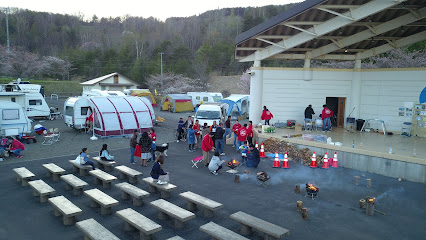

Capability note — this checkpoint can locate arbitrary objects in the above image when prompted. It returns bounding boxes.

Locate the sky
[6,0,302,21]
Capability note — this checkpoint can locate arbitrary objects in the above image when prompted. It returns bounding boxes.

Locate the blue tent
[220,95,250,119]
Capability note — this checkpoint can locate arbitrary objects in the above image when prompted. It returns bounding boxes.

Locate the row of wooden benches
[13,165,290,240]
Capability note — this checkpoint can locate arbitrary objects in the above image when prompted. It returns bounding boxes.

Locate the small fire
[307,183,318,191]
[227,159,240,168]
[368,197,375,203]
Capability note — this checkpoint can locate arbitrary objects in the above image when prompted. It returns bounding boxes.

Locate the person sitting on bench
[79,148,95,170]
[99,144,114,161]
[151,155,169,184]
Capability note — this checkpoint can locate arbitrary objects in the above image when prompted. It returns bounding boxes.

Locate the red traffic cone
[332,152,339,168]
[255,142,259,149]
[260,143,265,158]
[310,151,317,168]
[273,151,280,168]
[282,151,289,168]
[322,152,329,169]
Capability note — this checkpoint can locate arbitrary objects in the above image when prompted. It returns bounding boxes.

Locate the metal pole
[5,7,10,53]
[159,52,164,87]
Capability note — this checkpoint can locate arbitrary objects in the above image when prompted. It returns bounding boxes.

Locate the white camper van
[187,92,223,107]
[64,96,155,137]
[0,92,50,118]
[0,100,32,136]
[194,102,228,127]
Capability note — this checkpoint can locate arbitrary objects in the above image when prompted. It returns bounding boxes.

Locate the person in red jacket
[192,120,201,149]
[6,137,25,158]
[232,120,241,148]
[237,124,248,152]
[201,132,215,166]
[246,121,254,145]
[261,106,273,125]
[321,104,334,131]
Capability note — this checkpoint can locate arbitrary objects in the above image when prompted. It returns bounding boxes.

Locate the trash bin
[356,119,365,131]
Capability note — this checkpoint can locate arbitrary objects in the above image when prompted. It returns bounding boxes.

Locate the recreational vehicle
[194,102,227,126]
[0,92,50,118]
[0,100,32,136]
[4,80,45,96]
[187,92,223,107]
[64,96,155,137]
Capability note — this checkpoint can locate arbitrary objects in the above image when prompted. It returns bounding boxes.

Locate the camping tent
[161,94,193,113]
[220,95,250,120]
[90,96,155,137]
[129,89,157,106]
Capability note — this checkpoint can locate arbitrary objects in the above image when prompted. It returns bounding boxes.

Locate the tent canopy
[162,94,193,112]
[130,89,157,106]
[220,95,250,119]
[91,96,155,137]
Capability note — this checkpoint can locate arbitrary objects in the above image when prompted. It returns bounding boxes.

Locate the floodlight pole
[5,7,10,53]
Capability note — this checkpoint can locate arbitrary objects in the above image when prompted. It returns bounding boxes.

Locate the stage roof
[235,0,426,62]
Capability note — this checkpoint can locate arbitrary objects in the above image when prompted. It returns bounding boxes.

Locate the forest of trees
[0,4,294,87]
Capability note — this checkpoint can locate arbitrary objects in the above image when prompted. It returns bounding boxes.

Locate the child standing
[187,125,196,152]
[239,142,249,165]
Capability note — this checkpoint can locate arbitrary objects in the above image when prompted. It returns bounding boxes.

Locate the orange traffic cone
[332,152,339,168]
[255,142,259,149]
[310,151,317,168]
[282,151,289,168]
[273,151,280,168]
[322,152,329,169]
[260,143,265,158]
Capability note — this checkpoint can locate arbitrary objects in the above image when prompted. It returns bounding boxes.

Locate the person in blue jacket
[187,124,196,152]
[151,154,168,181]
[80,148,95,170]
[246,144,260,168]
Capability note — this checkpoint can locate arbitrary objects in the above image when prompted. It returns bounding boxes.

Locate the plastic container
[302,134,314,141]
[314,134,327,142]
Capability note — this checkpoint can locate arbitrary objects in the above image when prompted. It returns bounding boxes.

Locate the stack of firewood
[262,138,324,165]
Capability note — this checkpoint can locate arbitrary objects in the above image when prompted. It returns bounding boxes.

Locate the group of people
[130,128,157,167]
[304,104,334,131]
[0,137,25,160]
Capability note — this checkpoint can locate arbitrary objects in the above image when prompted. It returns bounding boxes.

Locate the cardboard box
[295,124,302,132]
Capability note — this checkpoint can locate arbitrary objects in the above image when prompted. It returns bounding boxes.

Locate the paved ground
[0,99,425,240]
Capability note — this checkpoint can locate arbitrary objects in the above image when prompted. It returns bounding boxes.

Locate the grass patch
[0,78,82,96]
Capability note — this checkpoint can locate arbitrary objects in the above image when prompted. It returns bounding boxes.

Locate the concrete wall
[255,67,426,132]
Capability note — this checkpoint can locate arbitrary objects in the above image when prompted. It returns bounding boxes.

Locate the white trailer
[187,92,223,107]
[0,100,32,136]
[0,92,50,118]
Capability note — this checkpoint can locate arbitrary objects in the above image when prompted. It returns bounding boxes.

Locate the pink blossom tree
[237,69,251,94]
[146,73,205,95]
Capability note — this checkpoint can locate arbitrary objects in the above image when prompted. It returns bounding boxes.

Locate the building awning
[235,0,426,62]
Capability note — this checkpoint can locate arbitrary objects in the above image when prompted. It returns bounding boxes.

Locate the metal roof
[235,0,426,62]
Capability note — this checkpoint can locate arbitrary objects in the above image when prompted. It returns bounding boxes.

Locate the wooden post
[296,201,303,212]
[301,208,308,220]
[235,175,240,183]
[366,197,375,216]
[366,179,372,188]
[354,176,360,185]
[294,185,300,194]
[359,199,366,209]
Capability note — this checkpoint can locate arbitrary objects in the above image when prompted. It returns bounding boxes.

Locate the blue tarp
[220,99,241,117]
[265,153,284,159]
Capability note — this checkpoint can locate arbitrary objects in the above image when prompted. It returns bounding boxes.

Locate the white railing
[50,94,59,100]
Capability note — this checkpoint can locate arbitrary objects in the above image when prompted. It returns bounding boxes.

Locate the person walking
[232,120,241,148]
[187,125,196,152]
[99,144,114,161]
[208,151,225,175]
[138,132,152,167]
[224,116,232,142]
[261,106,273,125]
[215,123,225,156]
[79,148,95,170]
[237,124,248,151]
[321,104,334,132]
[201,132,215,166]
[247,121,254,145]
[129,130,139,164]
[177,118,185,142]
[193,120,201,149]
[148,128,157,162]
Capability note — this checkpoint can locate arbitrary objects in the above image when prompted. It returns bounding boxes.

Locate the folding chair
[52,128,60,142]
[42,130,55,145]
[191,155,203,168]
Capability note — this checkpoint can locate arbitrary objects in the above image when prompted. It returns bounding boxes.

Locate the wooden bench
[115,182,150,206]
[60,174,89,195]
[230,211,290,240]
[166,236,185,240]
[69,160,92,176]
[89,169,117,189]
[28,179,56,203]
[84,188,119,215]
[76,218,120,240]
[13,167,35,186]
[142,177,177,199]
[179,191,223,218]
[200,221,249,240]
[150,199,195,229]
[48,195,82,225]
[116,208,162,240]
[115,165,143,184]
[92,156,116,172]
[42,163,66,181]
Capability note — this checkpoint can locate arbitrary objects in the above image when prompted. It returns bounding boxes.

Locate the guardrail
[50,94,59,100]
